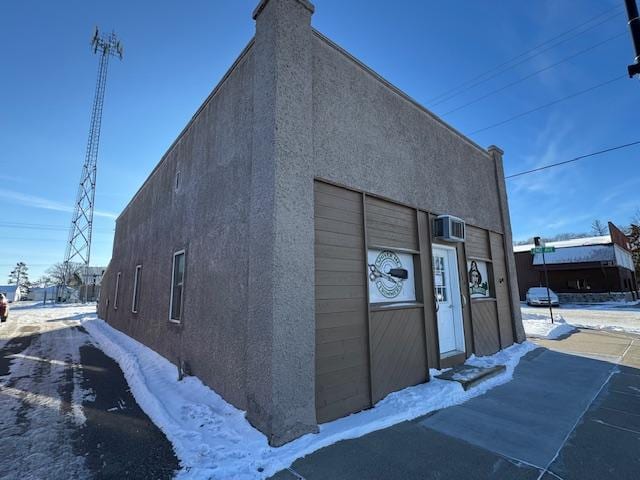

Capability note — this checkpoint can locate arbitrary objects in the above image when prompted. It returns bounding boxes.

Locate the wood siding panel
[490,232,515,348]
[466,226,490,260]
[471,300,500,356]
[370,307,427,403]
[314,181,370,423]
[365,196,418,251]
[419,212,439,368]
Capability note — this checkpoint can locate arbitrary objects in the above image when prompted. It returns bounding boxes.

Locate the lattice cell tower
[63,28,123,299]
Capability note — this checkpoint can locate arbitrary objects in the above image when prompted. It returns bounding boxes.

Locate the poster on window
[468,260,490,298]
[367,249,416,303]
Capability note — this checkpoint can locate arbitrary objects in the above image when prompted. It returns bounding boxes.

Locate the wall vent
[434,215,466,243]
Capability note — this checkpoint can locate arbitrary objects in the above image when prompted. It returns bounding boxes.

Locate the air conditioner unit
[434,215,465,242]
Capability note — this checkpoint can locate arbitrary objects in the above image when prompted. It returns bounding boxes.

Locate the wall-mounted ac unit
[434,215,465,242]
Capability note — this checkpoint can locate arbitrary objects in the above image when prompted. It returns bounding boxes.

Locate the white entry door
[432,246,465,356]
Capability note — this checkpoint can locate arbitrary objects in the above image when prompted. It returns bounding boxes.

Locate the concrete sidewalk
[534,327,640,368]
[272,333,640,480]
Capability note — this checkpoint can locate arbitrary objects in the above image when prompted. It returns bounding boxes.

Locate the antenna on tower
[62,28,123,303]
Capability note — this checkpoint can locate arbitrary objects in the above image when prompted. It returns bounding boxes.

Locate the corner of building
[488,145,526,343]
[245,0,318,446]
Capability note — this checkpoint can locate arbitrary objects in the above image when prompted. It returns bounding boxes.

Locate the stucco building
[98,0,525,446]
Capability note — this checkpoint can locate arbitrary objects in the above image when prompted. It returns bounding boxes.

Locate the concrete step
[434,364,506,390]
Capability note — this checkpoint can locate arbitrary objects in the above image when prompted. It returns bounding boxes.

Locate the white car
[526,287,559,307]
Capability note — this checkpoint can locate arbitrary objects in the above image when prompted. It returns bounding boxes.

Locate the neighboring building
[26,286,57,302]
[68,266,105,302]
[99,0,525,446]
[514,222,638,302]
[0,285,22,302]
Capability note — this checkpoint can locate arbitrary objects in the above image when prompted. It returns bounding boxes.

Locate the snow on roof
[513,235,611,253]
[0,285,21,302]
[532,244,614,265]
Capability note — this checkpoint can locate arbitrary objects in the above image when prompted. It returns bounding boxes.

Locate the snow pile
[81,315,536,479]
[522,311,576,339]
[522,305,640,335]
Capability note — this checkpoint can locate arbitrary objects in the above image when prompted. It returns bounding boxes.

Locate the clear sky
[2,0,639,280]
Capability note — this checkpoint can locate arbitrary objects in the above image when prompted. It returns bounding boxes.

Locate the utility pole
[63,28,123,303]
[625,0,640,77]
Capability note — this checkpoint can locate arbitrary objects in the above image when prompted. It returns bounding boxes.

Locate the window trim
[114,272,121,310]
[132,264,142,313]
[169,250,186,323]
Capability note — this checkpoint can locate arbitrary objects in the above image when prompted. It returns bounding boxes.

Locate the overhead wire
[468,74,626,135]
[440,31,626,117]
[427,6,624,107]
[505,141,640,179]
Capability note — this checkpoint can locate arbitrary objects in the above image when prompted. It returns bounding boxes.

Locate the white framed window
[169,250,185,323]
[132,265,142,313]
[114,272,121,310]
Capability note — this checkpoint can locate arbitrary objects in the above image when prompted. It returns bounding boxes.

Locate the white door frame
[432,244,466,356]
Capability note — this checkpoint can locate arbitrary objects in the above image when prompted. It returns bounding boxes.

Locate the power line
[505,140,640,179]
[469,74,626,135]
[440,32,626,117]
[0,221,113,232]
[427,6,624,107]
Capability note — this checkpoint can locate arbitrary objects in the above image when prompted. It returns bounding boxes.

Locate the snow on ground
[522,311,576,339]
[522,304,640,335]
[81,315,537,480]
[0,303,98,479]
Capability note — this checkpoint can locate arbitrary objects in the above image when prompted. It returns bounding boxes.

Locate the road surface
[0,303,179,480]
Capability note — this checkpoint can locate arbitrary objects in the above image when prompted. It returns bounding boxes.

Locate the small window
[114,272,121,310]
[175,171,180,191]
[132,265,142,313]
[170,251,185,322]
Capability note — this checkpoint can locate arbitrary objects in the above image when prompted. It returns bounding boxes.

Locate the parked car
[526,287,560,307]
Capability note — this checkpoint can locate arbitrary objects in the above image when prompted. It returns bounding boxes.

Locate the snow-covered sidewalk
[522,304,640,336]
[522,311,576,339]
[82,315,535,479]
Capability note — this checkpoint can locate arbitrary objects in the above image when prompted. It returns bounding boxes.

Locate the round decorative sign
[368,250,404,299]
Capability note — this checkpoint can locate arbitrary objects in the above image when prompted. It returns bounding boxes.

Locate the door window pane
[433,254,448,302]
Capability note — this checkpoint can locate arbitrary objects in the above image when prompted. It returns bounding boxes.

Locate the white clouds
[0,189,117,219]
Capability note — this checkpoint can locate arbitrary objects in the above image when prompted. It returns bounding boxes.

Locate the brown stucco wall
[99,44,255,410]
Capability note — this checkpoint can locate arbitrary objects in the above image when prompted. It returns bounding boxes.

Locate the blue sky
[2,0,639,280]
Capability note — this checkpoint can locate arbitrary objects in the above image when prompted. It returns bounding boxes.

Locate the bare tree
[591,219,608,236]
[46,262,81,286]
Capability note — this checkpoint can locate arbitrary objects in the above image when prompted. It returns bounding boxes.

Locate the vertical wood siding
[314,181,370,423]
[370,307,427,403]
[490,232,515,348]
[418,212,439,368]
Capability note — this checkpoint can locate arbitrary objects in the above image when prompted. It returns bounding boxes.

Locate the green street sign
[531,247,556,254]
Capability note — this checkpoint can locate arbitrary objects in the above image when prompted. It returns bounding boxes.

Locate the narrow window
[132,265,142,313]
[114,272,121,310]
[170,251,185,322]
[175,171,180,191]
